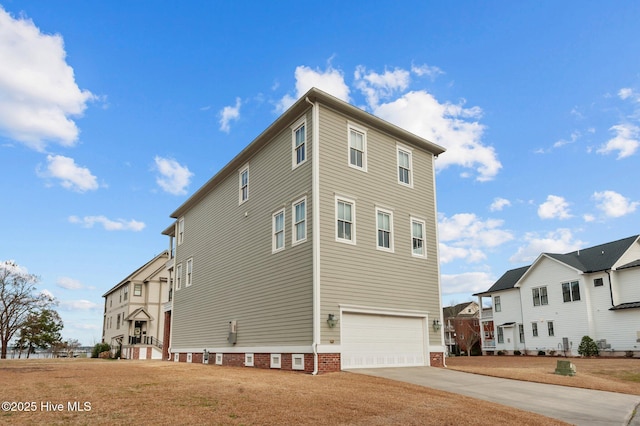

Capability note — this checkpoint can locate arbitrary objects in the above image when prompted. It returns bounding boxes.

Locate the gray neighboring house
[162,87,446,373]
[475,235,640,356]
[102,251,170,359]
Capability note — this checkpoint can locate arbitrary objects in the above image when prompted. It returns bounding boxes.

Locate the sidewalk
[351,367,640,426]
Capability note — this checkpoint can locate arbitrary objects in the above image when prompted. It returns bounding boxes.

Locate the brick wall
[171,352,341,374]
[430,351,444,367]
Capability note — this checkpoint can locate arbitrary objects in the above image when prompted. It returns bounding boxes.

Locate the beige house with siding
[162,88,446,373]
[102,251,170,360]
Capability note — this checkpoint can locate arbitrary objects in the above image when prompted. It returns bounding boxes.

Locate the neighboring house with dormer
[161,87,446,373]
[442,301,480,356]
[475,235,640,356]
[102,251,170,359]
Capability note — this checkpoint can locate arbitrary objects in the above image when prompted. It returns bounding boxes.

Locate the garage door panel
[341,313,427,369]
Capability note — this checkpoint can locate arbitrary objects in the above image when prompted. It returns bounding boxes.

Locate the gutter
[307,97,321,375]
[606,270,614,307]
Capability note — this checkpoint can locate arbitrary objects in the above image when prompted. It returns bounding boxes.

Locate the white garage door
[341,313,427,369]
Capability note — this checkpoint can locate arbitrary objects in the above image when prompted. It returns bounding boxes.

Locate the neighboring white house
[475,235,640,356]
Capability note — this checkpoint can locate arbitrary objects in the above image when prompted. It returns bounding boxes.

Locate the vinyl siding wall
[171,111,314,350]
[316,106,441,345]
[490,289,523,353]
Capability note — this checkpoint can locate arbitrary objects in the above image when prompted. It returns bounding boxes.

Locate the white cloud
[39,154,99,192]
[510,229,585,263]
[219,97,241,133]
[154,156,193,195]
[354,66,410,109]
[441,272,495,295]
[597,124,639,159]
[618,87,640,102]
[68,215,145,231]
[583,214,595,222]
[592,190,639,218]
[438,213,513,263]
[60,300,100,311]
[374,90,501,181]
[538,195,572,220]
[0,7,96,151]
[57,276,90,290]
[411,63,444,80]
[276,65,350,112]
[489,197,511,212]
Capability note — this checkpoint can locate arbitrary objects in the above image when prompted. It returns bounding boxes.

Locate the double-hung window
[547,321,555,337]
[336,197,355,243]
[134,284,142,297]
[239,165,249,204]
[397,145,413,187]
[494,296,501,312]
[532,322,538,337]
[497,327,504,344]
[376,208,393,252]
[186,258,193,287]
[176,263,182,290]
[292,121,306,168]
[411,218,426,257]
[562,281,580,302]
[178,217,184,245]
[532,286,548,306]
[272,209,285,252]
[348,125,367,171]
[519,324,525,343]
[292,197,306,244]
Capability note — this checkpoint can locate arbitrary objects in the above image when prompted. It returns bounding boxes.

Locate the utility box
[555,360,576,376]
[228,320,237,344]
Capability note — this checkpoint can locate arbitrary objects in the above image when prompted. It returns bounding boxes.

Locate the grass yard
[0,358,573,426]
[447,355,640,395]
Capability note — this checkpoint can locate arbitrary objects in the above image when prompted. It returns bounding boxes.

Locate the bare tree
[0,261,56,359]
[455,317,481,357]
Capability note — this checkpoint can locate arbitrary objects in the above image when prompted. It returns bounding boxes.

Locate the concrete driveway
[350,367,640,426]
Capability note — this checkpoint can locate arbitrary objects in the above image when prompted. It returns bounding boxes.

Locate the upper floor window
[336,197,355,244]
[562,281,580,302]
[397,145,413,187]
[532,322,538,337]
[116,314,121,329]
[494,296,501,312]
[239,165,249,204]
[411,218,426,258]
[273,209,285,252]
[593,277,604,287]
[123,285,129,301]
[348,124,367,171]
[134,283,142,297]
[376,208,393,252]
[532,286,548,306]
[186,258,193,287]
[292,197,306,244]
[178,217,184,245]
[292,121,306,168]
[176,263,183,290]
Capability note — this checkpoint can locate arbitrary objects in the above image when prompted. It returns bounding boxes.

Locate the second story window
[532,286,548,306]
[292,121,306,167]
[176,263,182,290]
[273,209,285,252]
[397,145,413,187]
[239,165,249,204]
[292,198,306,244]
[123,285,128,301]
[186,258,193,287]
[376,208,393,252]
[336,197,355,244]
[348,125,367,171]
[134,284,142,297]
[494,296,501,312]
[562,281,580,302]
[178,217,184,245]
[411,218,426,258]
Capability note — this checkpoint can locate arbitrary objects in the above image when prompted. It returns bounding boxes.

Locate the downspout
[306,97,321,375]
[431,153,445,367]
[606,270,614,307]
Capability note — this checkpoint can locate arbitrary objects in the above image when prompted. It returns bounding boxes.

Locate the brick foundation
[430,351,445,367]
[171,352,340,373]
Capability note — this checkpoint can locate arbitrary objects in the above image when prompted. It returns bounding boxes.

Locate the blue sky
[1,1,639,346]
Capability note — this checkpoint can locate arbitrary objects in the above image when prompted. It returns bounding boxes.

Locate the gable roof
[475,235,639,296]
[473,265,530,296]
[102,250,169,297]
[168,87,446,219]
[443,301,478,318]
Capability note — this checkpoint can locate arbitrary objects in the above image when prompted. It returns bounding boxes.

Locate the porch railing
[128,335,163,349]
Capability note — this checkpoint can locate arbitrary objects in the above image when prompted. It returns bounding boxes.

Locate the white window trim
[239,164,249,205]
[410,217,427,258]
[244,353,254,367]
[177,217,185,245]
[215,353,223,365]
[291,118,307,169]
[396,143,414,188]
[292,196,307,246]
[270,353,281,369]
[347,122,367,172]
[176,263,183,290]
[335,195,356,245]
[375,207,394,253]
[272,208,285,253]
[292,354,305,371]
[186,353,192,363]
[186,258,193,287]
